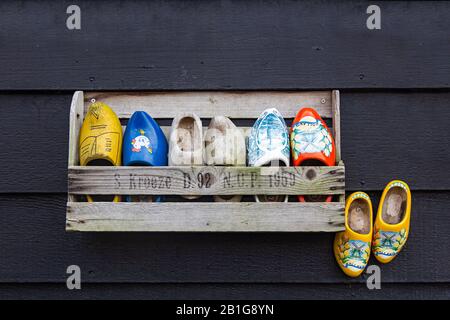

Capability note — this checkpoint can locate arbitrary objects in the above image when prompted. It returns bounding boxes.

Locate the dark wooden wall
[0,0,449,299]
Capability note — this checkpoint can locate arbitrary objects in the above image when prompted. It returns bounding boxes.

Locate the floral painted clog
[290,108,336,202]
[334,192,373,277]
[372,180,411,263]
[169,113,203,199]
[247,108,290,202]
[79,101,122,202]
[123,111,168,202]
[204,116,246,202]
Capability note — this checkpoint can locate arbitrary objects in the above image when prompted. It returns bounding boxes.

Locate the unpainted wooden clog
[248,108,290,202]
[79,101,123,202]
[290,108,336,202]
[123,111,168,202]
[204,116,246,202]
[169,113,203,199]
[334,192,373,277]
[372,180,411,263]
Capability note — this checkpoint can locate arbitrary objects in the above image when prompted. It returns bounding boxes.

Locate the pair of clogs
[79,101,168,202]
[247,107,336,202]
[334,181,411,277]
[169,113,246,201]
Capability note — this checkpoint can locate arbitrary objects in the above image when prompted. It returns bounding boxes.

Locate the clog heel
[247,108,290,202]
[169,113,203,199]
[290,108,336,202]
[372,180,411,263]
[204,116,246,202]
[79,101,123,202]
[123,111,168,202]
[334,192,373,277]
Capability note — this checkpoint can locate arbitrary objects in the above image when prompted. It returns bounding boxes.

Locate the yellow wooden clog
[334,192,373,277]
[372,180,411,263]
[79,101,123,202]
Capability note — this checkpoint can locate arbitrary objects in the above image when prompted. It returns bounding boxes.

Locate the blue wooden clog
[123,111,168,202]
[247,108,290,202]
[247,108,290,168]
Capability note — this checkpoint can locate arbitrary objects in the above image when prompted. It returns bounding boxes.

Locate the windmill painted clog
[123,111,168,202]
[334,192,373,277]
[372,180,411,263]
[169,113,203,199]
[290,108,336,202]
[247,108,290,202]
[204,116,246,202]
[79,101,122,202]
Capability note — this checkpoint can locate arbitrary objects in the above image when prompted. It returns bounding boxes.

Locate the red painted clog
[290,108,336,202]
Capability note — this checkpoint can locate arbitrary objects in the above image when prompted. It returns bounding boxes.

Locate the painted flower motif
[291,116,333,160]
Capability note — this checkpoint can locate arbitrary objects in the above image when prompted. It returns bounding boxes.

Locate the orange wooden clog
[290,108,336,202]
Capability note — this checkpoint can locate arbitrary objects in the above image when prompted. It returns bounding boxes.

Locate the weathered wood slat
[331,90,341,163]
[84,91,332,119]
[68,166,345,195]
[66,202,344,232]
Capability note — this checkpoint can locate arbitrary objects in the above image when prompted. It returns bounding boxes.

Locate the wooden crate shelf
[67,90,345,232]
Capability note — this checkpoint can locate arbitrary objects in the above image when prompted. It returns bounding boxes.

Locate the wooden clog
[79,101,122,202]
[334,192,373,277]
[169,113,203,199]
[372,180,411,263]
[290,108,336,202]
[247,108,290,202]
[123,111,168,202]
[204,116,246,202]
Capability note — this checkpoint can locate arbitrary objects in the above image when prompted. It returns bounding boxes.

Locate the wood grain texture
[0,1,449,90]
[85,91,332,119]
[68,91,84,203]
[68,166,345,195]
[331,90,341,163]
[1,192,448,283]
[1,283,448,300]
[68,92,84,167]
[1,91,450,192]
[66,202,344,232]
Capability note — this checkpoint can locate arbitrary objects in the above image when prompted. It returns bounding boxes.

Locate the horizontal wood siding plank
[0,91,449,192]
[1,283,449,300]
[0,1,449,90]
[0,192,448,283]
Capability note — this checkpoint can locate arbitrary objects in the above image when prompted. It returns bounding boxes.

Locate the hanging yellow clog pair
[334,180,411,277]
[79,100,123,202]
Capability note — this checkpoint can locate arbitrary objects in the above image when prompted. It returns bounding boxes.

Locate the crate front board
[67,90,345,232]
